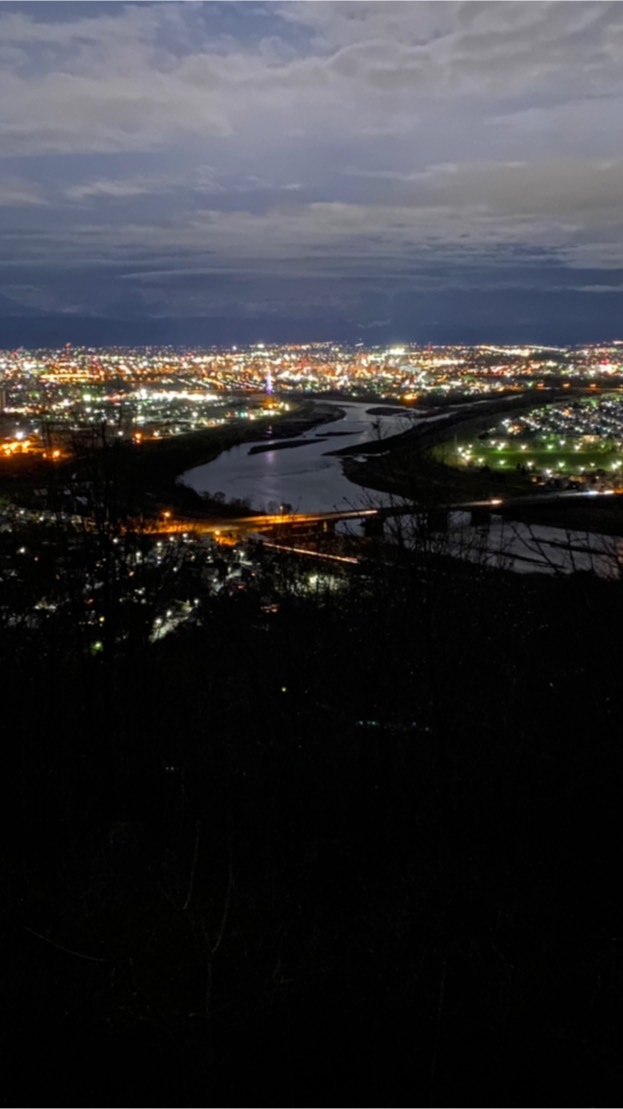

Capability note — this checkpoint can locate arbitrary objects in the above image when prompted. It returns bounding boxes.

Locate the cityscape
[2,338,623,456]
[4,332,623,1109]
[3,334,623,648]
[4,2,623,1106]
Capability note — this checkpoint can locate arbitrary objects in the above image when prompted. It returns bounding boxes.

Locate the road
[147,489,623,539]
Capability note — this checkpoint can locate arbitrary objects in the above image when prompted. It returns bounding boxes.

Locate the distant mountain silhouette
[103,292,157,320]
[0,313,355,349]
[0,299,621,350]
[0,293,50,318]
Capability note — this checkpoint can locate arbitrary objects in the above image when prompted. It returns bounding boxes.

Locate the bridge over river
[151,489,622,537]
[147,490,623,578]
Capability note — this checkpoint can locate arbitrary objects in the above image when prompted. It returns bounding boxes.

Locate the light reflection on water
[180,402,414,513]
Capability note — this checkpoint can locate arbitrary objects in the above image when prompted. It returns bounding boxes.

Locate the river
[180,400,623,579]
[180,402,415,513]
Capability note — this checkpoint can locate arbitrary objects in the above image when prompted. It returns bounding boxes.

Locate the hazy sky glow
[1,0,623,342]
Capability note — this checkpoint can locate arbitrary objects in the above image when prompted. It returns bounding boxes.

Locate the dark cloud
[0,1,622,340]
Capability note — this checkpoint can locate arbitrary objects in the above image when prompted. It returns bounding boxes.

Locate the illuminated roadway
[148,490,623,539]
[146,506,382,537]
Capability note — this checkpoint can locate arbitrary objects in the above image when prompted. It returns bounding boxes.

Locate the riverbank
[181,401,416,515]
[54,399,344,518]
[340,390,623,535]
[336,392,555,505]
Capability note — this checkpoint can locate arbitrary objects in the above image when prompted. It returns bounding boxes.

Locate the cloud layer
[0,1,622,339]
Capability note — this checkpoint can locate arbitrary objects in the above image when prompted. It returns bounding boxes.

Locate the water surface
[181,402,414,513]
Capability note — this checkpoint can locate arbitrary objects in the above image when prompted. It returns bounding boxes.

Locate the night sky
[1,0,623,344]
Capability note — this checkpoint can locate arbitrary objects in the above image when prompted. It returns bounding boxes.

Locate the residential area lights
[448,391,623,491]
[0,340,622,460]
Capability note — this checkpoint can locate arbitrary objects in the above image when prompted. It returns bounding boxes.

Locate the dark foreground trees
[3,532,623,1106]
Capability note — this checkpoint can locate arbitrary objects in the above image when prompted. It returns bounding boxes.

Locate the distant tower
[266,368,273,396]
[0,383,7,413]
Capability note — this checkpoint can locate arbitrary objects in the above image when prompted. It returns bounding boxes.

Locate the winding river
[180,400,623,579]
[180,402,415,513]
